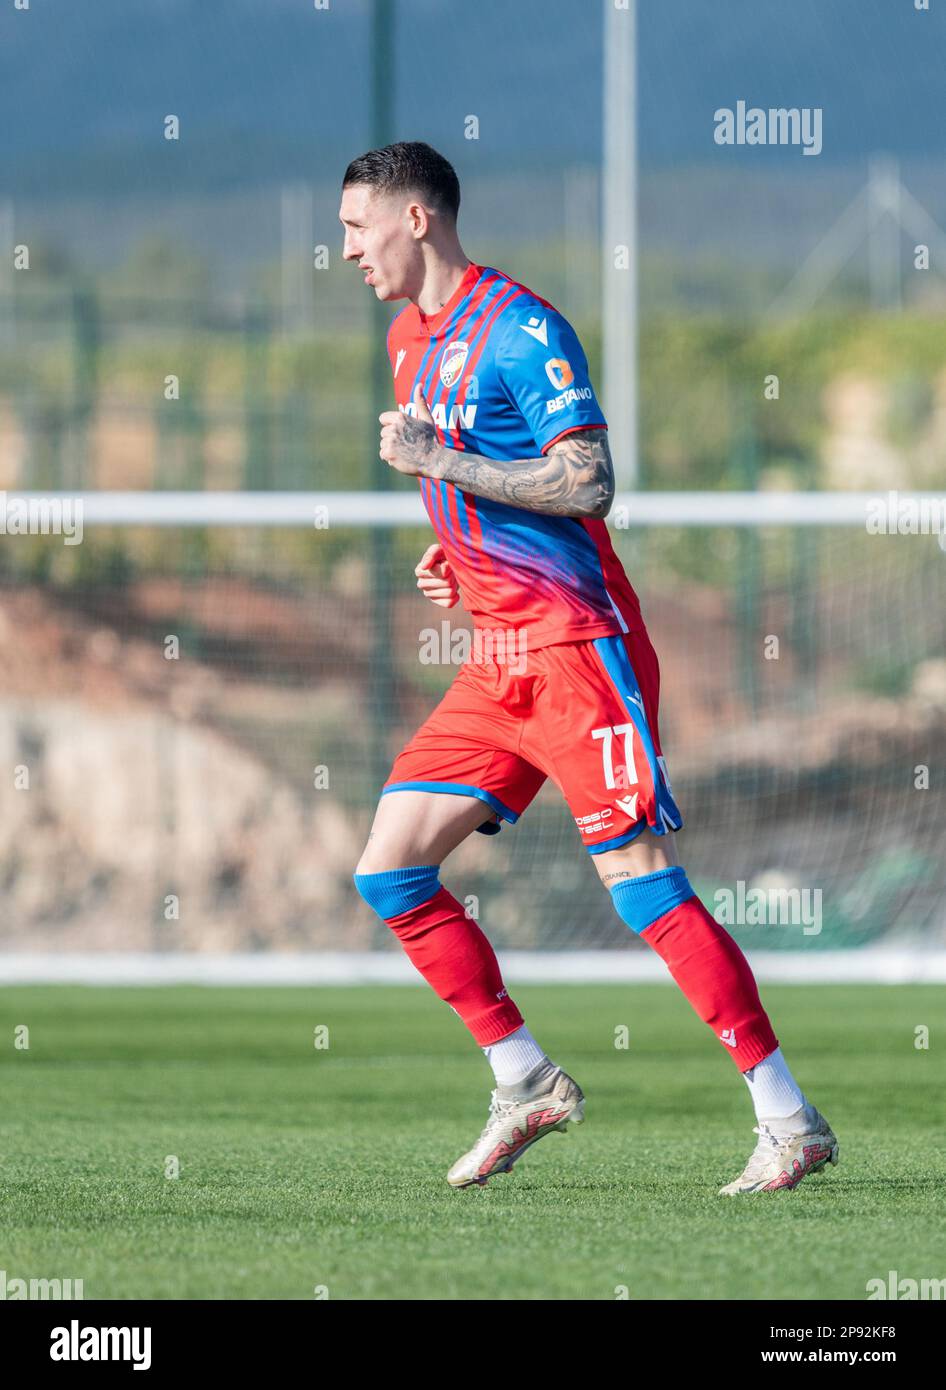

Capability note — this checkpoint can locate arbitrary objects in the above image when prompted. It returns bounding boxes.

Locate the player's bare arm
[379,384,614,520]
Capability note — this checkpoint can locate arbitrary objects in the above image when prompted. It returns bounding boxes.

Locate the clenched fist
[414,542,459,609]
[379,385,441,477]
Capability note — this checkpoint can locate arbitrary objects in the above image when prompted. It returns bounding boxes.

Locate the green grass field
[1,983,943,1300]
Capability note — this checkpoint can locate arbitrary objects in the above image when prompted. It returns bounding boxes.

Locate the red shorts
[382,627,683,854]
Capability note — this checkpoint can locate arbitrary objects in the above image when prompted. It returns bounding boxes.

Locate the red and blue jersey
[387,261,644,648]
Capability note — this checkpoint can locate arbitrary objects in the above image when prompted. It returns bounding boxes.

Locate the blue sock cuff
[352,864,441,919]
[608,865,694,935]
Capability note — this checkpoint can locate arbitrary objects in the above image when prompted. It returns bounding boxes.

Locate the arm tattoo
[403,423,615,519]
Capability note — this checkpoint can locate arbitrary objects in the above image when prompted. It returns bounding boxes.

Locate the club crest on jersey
[440,340,469,388]
[545,357,574,391]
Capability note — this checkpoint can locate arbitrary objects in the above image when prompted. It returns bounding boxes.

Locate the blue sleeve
[496,305,607,453]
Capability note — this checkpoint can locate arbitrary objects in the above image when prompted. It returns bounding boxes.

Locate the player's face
[339,185,417,302]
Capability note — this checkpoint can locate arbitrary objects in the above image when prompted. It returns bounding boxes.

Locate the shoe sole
[450,1097,585,1189]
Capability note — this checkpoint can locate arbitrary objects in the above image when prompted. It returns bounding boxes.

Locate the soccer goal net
[0,490,943,979]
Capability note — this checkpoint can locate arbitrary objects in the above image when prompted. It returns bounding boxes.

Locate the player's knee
[352,863,442,920]
[354,836,409,877]
[606,864,694,935]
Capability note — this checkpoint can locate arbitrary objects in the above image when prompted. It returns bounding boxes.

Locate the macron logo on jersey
[519,315,548,346]
[394,349,406,378]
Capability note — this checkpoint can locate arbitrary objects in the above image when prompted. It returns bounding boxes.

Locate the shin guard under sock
[354,866,523,1046]
[609,866,778,1071]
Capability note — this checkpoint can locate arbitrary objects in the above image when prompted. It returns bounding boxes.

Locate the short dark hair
[342,141,460,222]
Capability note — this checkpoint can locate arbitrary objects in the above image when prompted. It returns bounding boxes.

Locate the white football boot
[447,1067,585,1188]
[719,1102,839,1194]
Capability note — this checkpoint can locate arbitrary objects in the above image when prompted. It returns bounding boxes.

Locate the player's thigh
[520,630,683,858]
[589,825,680,886]
[359,656,546,872]
[355,788,499,874]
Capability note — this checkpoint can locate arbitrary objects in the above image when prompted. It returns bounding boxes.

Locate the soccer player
[342,142,838,1194]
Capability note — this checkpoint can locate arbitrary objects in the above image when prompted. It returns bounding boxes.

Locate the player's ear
[407,200,429,237]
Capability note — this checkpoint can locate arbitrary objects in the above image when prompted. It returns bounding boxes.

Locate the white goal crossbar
[4,490,945,528]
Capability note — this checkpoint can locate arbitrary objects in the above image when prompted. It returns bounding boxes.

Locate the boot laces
[475,1090,521,1147]
[741,1122,783,1177]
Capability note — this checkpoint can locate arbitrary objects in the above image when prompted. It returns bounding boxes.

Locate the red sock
[384,885,524,1046]
[641,897,778,1071]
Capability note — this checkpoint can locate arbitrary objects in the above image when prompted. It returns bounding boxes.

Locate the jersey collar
[417,261,482,337]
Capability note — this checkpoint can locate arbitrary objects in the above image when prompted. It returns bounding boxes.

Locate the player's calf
[603,860,779,1071]
[353,862,524,1044]
[597,840,838,1191]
